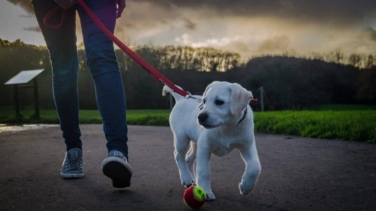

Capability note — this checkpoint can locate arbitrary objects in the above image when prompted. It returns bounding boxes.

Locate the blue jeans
[32,0,128,158]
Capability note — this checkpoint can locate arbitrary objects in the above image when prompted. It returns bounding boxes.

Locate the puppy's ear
[229,83,253,115]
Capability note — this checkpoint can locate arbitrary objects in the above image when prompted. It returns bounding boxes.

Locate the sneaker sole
[60,172,85,179]
[102,157,132,188]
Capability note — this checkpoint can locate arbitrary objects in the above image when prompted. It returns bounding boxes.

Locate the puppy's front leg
[174,135,195,187]
[239,144,261,195]
[186,142,197,179]
[196,142,215,200]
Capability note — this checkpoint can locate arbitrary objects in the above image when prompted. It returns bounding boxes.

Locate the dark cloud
[9,0,376,26]
[19,14,33,18]
[137,0,376,26]
[183,18,196,31]
[7,0,34,14]
[6,0,376,56]
[23,26,41,32]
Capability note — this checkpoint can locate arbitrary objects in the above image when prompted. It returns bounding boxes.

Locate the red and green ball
[183,186,206,210]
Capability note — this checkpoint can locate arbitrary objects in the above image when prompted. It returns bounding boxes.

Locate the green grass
[1,108,375,143]
[318,104,376,110]
[126,110,170,126]
[0,109,170,125]
[254,110,376,143]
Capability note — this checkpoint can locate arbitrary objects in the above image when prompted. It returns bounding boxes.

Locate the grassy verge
[0,109,170,125]
[1,108,375,143]
[255,110,376,143]
[318,104,376,110]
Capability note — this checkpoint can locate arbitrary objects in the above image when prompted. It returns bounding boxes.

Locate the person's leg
[32,0,84,179]
[77,0,128,158]
[32,0,82,151]
[77,0,131,188]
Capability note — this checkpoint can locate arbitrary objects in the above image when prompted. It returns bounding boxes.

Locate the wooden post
[169,94,173,110]
[14,85,21,117]
[33,78,40,119]
[260,87,264,112]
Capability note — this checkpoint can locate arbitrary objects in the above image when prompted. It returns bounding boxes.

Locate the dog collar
[237,107,248,125]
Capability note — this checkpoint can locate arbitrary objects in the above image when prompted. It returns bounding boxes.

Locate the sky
[1,0,376,59]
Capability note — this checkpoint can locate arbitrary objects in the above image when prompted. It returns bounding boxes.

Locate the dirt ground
[0,125,375,211]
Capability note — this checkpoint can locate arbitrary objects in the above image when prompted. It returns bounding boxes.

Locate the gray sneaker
[60,148,84,179]
[101,150,133,188]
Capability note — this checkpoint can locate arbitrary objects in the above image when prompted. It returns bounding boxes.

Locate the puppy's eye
[215,100,224,105]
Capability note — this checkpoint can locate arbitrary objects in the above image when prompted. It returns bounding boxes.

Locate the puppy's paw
[239,181,254,195]
[205,191,216,201]
[180,174,195,188]
[183,182,195,188]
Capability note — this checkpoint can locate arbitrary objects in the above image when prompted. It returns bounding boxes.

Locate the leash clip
[186,92,202,103]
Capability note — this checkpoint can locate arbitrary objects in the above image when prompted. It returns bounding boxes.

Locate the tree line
[0,39,375,111]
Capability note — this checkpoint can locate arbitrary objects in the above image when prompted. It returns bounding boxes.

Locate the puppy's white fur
[162,81,261,200]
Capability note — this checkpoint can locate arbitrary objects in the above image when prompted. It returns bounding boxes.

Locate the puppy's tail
[162,85,185,101]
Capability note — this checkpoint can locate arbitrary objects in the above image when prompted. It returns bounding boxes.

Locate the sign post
[4,69,44,119]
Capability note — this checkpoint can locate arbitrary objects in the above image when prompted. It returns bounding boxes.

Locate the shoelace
[63,152,83,170]
[63,157,70,170]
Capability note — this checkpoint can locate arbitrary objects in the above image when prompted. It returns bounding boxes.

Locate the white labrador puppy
[162,81,261,200]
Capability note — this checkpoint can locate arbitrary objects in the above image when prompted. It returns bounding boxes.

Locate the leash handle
[43,6,67,29]
[76,0,189,97]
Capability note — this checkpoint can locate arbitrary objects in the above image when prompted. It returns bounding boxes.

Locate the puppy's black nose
[198,113,208,122]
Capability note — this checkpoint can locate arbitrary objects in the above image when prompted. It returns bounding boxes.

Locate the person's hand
[55,0,76,9]
[117,0,126,18]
